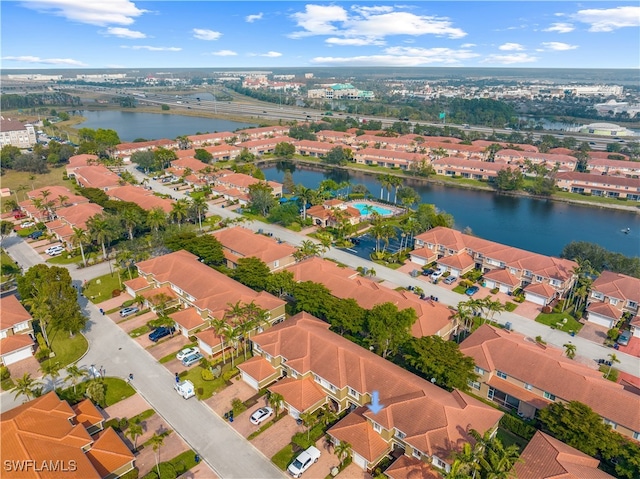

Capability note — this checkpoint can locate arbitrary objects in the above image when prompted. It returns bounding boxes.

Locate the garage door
[485,280,496,290]
[499,284,511,294]
[352,452,367,469]
[3,348,33,365]
[525,293,546,306]
[587,312,614,329]
[241,371,259,390]
[409,255,427,266]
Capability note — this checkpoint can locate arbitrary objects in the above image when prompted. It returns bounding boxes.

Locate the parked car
[28,230,43,240]
[617,330,631,347]
[13,212,26,220]
[45,245,64,256]
[176,347,199,361]
[21,221,36,228]
[431,269,445,281]
[287,446,321,478]
[119,306,139,318]
[443,276,456,285]
[421,268,435,276]
[149,326,175,342]
[249,407,273,425]
[465,286,480,296]
[181,352,203,367]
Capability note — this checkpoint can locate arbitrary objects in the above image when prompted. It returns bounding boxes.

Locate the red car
[13,212,26,220]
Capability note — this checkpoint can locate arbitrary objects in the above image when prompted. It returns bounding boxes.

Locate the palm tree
[316,233,332,256]
[146,207,167,233]
[482,297,505,325]
[125,418,143,452]
[299,411,315,441]
[40,361,62,391]
[452,303,474,341]
[223,327,240,367]
[477,438,521,479]
[269,392,284,419]
[563,343,577,360]
[297,240,320,260]
[71,227,89,267]
[11,373,40,401]
[57,194,69,209]
[295,185,315,221]
[389,176,403,204]
[148,433,165,478]
[65,365,88,393]
[170,199,189,229]
[121,207,141,240]
[606,353,620,378]
[377,174,391,201]
[24,294,52,347]
[86,214,112,261]
[334,440,352,466]
[191,196,208,231]
[451,442,481,479]
[210,318,229,364]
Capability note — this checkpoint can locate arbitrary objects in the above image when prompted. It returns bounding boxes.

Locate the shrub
[196,387,203,397]
[607,328,620,341]
[199,357,211,370]
[121,299,135,308]
[0,366,10,381]
[111,289,122,298]
[490,287,499,294]
[201,369,214,381]
[104,418,120,431]
[119,469,139,479]
[35,347,51,361]
[222,368,239,382]
[499,413,536,440]
[119,417,129,431]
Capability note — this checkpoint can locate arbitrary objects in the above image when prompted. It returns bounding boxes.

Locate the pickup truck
[287,446,320,478]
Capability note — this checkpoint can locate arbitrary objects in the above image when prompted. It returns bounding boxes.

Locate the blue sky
[1,1,638,69]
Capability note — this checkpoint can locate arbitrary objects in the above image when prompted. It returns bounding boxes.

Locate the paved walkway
[250,415,299,460]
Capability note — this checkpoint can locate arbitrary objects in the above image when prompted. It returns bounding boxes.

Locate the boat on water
[621,228,630,234]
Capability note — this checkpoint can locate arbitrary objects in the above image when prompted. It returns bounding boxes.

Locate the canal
[261,162,640,258]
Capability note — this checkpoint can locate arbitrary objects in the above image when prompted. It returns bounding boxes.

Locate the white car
[287,446,320,478]
[176,347,200,361]
[21,221,36,228]
[45,245,64,256]
[249,407,273,425]
[431,269,445,281]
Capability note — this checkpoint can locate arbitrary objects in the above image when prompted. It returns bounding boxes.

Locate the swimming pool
[351,202,394,216]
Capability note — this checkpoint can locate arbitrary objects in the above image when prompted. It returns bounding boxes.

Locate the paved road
[1,234,284,479]
[126,165,640,377]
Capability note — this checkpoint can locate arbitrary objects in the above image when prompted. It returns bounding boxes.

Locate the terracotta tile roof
[591,271,640,304]
[170,157,209,172]
[437,252,475,270]
[328,407,389,463]
[587,302,623,320]
[483,268,521,287]
[68,154,99,167]
[557,171,640,188]
[187,131,234,143]
[286,258,453,338]
[523,282,556,299]
[237,356,277,381]
[409,247,437,261]
[253,313,502,458]
[195,328,222,349]
[139,285,178,302]
[107,185,174,213]
[385,455,441,479]
[460,325,640,432]
[56,203,104,229]
[72,399,103,429]
[415,227,577,282]
[85,427,134,478]
[170,308,205,331]
[123,276,151,292]
[0,295,32,330]
[71,165,121,189]
[0,392,126,479]
[115,138,174,153]
[268,376,326,412]
[212,227,295,265]
[45,219,65,230]
[0,334,35,355]
[487,376,550,409]
[136,250,285,318]
[512,431,614,479]
[27,186,88,207]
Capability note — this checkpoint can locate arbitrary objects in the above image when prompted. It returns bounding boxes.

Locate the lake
[261,162,640,258]
[75,110,257,142]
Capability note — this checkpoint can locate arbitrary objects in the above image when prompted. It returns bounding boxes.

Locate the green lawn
[1,250,21,282]
[141,449,199,479]
[272,444,296,471]
[535,312,582,333]
[83,271,133,303]
[496,427,528,451]
[47,252,88,265]
[59,377,135,406]
[1,166,72,194]
[181,366,230,400]
[41,327,88,369]
[452,285,467,294]
[504,302,518,312]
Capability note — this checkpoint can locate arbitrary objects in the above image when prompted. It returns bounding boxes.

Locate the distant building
[0,118,37,148]
[307,83,375,100]
[0,296,35,366]
[578,122,636,137]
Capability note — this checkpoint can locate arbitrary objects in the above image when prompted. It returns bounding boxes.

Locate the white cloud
[21,0,146,26]
[289,4,466,41]
[460,43,476,48]
[573,6,640,32]
[2,55,87,66]
[103,27,146,38]
[260,51,282,58]
[544,22,575,33]
[541,42,578,51]
[312,46,479,66]
[481,53,538,64]
[211,50,237,56]
[122,45,182,51]
[326,37,384,46]
[499,42,525,51]
[245,12,263,23]
[193,29,222,41]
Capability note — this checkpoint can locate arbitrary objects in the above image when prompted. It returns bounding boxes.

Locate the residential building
[45,203,104,245]
[556,172,640,201]
[354,148,428,170]
[511,431,614,479]
[169,157,210,174]
[423,141,486,160]
[187,131,234,147]
[1,392,135,479]
[412,227,577,306]
[106,185,174,213]
[459,324,640,440]
[113,139,175,161]
[0,295,35,366]
[286,257,457,339]
[315,130,355,144]
[68,165,122,191]
[586,271,640,332]
[294,139,336,157]
[237,136,295,156]
[68,154,99,168]
[239,313,502,474]
[236,125,290,140]
[495,150,577,171]
[211,172,282,197]
[304,199,361,228]
[588,158,640,177]
[19,186,90,222]
[0,118,37,148]
[212,226,296,271]
[130,250,285,355]
[432,157,506,181]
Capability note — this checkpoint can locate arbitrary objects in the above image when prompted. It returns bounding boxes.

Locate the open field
[1,167,72,199]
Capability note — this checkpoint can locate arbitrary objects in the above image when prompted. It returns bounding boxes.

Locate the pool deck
[347,200,403,217]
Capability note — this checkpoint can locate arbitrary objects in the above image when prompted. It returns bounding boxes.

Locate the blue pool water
[351,202,393,216]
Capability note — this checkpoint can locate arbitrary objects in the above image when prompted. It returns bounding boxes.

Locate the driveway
[250,415,298,459]
[205,380,256,417]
